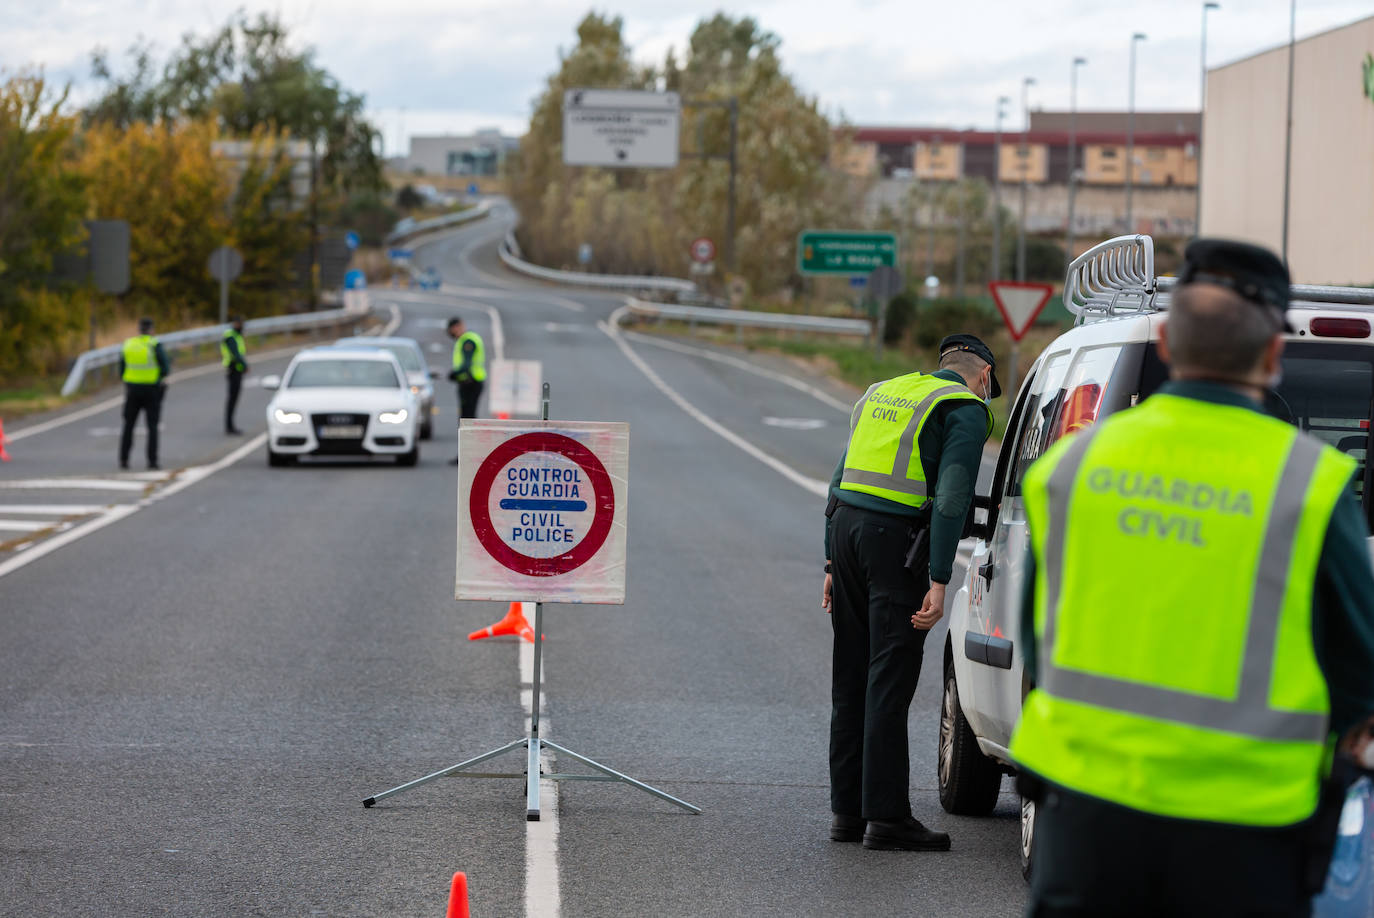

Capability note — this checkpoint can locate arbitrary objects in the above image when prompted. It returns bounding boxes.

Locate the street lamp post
[1066,56,1087,273]
[1017,76,1035,282]
[991,95,1009,282]
[1196,3,1220,235]
[1126,32,1147,233]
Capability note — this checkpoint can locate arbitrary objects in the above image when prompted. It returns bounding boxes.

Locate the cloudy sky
[6,1,1371,154]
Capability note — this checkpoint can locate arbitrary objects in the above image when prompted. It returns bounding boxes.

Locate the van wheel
[1020,794,1037,883]
[267,449,294,467]
[937,669,1002,816]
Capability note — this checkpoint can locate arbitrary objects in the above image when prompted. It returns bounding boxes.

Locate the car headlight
[379,409,409,424]
[274,408,303,424]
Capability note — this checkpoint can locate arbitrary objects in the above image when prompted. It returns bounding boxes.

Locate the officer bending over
[1011,239,1374,917]
[823,333,998,851]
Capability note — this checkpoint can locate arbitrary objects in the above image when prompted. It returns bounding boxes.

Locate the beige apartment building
[1201,14,1374,284]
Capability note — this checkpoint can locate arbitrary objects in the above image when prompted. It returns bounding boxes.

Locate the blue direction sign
[388,247,413,263]
[798,230,898,275]
[344,269,366,289]
[344,231,360,250]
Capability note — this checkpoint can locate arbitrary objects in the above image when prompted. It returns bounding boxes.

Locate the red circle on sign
[469,432,615,577]
[690,237,716,264]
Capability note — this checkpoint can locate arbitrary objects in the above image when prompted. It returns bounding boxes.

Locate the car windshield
[336,340,424,372]
[287,359,400,389]
[379,344,423,372]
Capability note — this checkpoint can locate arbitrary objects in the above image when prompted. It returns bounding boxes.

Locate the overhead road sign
[487,359,543,418]
[798,230,898,275]
[563,89,681,168]
[456,419,629,604]
[989,281,1054,341]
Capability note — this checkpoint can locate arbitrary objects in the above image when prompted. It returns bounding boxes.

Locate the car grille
[313,413,369,427]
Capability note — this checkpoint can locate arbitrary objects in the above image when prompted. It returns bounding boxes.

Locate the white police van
[938,234,1374,880]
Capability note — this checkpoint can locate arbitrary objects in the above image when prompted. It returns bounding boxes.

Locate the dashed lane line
[0,478,148,492]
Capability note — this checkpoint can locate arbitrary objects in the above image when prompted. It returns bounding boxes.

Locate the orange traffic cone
[468,601,534,643]
[0,419,10,462]
[446,872,470,918]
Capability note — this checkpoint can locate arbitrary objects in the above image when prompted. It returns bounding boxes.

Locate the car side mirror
[261,374,281,391]
[429,369,441,380]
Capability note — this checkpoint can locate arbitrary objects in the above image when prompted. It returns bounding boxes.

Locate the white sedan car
[262,347,421,466]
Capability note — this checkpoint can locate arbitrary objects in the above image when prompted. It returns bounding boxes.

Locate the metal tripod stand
[363,384,699,820]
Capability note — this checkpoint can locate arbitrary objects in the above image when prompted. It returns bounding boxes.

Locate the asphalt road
[0,203,1026,917]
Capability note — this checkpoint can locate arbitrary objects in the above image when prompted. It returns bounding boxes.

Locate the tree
[87,11,382,195]
[0,76,88,377]
[507,13,857,295]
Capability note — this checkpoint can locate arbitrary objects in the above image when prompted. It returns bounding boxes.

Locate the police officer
[823,334,998,850]
[221,316,248,435]
[118,317,170,470]
[446,316,485,462]
[1011,239,1374,916]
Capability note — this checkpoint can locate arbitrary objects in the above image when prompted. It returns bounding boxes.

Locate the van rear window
[1139,342,1374,518]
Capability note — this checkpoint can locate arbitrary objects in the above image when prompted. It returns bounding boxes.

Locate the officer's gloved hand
[448,369,460,382]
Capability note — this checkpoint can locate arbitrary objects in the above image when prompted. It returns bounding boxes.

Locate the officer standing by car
[822,333,998,851]
[118,317,170,470]
[446,316,486,463]
[221,315,248,435]
[1010,239,1374,917]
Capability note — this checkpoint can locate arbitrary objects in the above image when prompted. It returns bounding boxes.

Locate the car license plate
[320,425,364,438]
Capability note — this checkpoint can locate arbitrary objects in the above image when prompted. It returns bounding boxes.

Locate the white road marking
[0,504,108,515]
[518,602,562,918]
[622,327,854,413]
[0,434,267,581]
[0,520,48,531]
[762,417,827,430]
[0,478,149,492]
[603,307,828,498]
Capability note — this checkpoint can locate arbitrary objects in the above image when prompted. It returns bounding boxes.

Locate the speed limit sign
[689,237,716,264]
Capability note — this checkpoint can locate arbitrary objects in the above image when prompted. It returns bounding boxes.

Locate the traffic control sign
[456,420,629,604]
[690,237,716,265]
[989,281,1054,341]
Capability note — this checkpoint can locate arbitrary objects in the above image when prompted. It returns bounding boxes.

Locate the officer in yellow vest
[446,316,486,463]
[1011,239,1374,916]
[823,333,998,850]
[118,317,170,470]
[221,316,248,435]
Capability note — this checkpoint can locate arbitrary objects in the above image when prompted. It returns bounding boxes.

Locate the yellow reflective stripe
[1039,428,1329,743]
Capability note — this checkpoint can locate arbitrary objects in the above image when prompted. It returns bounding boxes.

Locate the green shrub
[882,292,918,344]
[912,299,1001,349]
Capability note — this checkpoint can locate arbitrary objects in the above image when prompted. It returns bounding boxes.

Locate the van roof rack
[1063,234,1374,324]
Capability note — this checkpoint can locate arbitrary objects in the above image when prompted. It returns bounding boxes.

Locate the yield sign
[988,281,1054,342]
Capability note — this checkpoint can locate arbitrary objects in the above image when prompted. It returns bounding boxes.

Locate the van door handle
[978,561,995,585]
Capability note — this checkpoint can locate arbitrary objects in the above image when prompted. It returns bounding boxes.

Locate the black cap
[137,317,154,333]
[1180,238,1292,331]
[939,333,1001,399]
[448,316,464,328]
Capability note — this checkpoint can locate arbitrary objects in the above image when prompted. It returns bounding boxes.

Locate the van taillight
[1310,318,1371,338]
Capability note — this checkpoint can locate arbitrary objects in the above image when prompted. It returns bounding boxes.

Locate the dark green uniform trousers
[828,502,932,822]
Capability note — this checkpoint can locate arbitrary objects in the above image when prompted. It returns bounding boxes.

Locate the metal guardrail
[624,297,872,337]
[498,232,699,295]
[385,201,492,245]
[60,308,369,397]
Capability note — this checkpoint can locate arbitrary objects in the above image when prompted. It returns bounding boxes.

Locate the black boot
[862,817,951,851]
[830,814,865,843]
